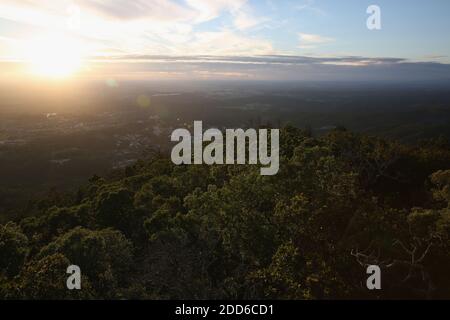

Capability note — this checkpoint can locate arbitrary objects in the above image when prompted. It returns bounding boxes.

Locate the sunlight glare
[25,34,83,78]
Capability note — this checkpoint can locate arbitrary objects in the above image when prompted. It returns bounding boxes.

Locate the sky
[1,0,450,81]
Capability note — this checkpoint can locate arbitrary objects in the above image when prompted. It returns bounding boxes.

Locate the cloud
[0,0,65,30]
[194,70,253,79]
[298,33,334,49]
[77,0,196,22]
[296,0,312,11]
[90,54,407,66]
[96,30,274,56]
[3,52,450,81]
[184,0,268,30]
[71,54,450,82]
[0,0,196,24]
[299,33,332,44]
[232,9,268,30]
[1,0,448,78]
[295,0,326,16]
[187,31,274,55]
[0,0,273,58]
[185,0,247,23]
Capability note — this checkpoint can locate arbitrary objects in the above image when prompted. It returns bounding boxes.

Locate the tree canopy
[1,127,449,299]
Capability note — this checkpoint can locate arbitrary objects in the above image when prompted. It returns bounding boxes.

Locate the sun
[24,34,83,79]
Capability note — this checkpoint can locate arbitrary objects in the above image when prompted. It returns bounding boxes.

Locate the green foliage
[37,227,133,297]
[0,222,29,277]
[1,128,450,299]
[430,170,450,205]
[16,253,94,300]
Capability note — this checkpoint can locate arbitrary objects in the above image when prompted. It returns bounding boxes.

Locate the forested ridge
[1,127,449,299]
